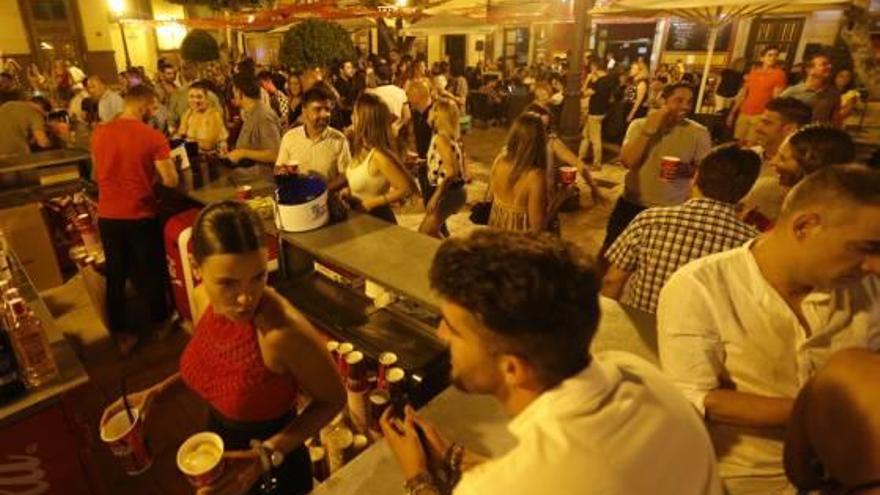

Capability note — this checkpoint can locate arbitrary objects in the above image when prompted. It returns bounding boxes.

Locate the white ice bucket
[273,176,329,232]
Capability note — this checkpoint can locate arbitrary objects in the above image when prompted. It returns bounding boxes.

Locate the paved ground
[397,125,625,256]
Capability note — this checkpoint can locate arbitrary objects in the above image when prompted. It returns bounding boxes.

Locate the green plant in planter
[181,29,221,63]
[280,19,355,72]
[841,2,880,100]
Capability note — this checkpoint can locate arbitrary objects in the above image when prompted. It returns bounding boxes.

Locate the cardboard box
[0,203,63,291]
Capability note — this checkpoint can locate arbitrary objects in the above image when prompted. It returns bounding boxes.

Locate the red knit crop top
[180,306,299,422]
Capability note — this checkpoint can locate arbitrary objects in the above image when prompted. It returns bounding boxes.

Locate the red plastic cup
[326,340,340,366]
[336,342,354,377]
[659,156,682,182]
[100,408,152,476]
[559,166,578,185]
[345,351,367,391]
[309,446,329,482]
[235,185,253,201]
[177,432,226,488]
[377,352,398,390]
[368,389,390,431]
[385,367,407,417]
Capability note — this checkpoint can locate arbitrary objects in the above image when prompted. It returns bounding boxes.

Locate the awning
[400,14,496,36]
[268,16,375,34]
[590,0,853,111]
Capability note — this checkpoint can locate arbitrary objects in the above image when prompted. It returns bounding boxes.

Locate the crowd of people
[0,43,878,495]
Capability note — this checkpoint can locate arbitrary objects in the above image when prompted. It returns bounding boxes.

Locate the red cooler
[165,209,201,322]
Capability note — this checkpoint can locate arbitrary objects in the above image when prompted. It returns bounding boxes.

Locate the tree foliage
[280,19,356,71]
[181,29,221,63]
[841,4,880,99]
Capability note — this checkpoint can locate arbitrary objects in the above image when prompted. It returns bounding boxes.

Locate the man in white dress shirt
[658,164,880,495]
[276,85,351,191]
[381,230,723,495]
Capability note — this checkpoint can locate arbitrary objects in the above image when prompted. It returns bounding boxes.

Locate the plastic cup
[659,156,682,182]
[177,432,226,488]
[100,408,152,476]
[336,342,354,376]
[235,185,253,201]
[386,367,407,418]
[368,389,390,431]
[559,166,578,185]
[377,352,398,390]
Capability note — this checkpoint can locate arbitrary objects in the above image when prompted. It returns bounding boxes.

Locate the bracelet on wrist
[404,472,435,495]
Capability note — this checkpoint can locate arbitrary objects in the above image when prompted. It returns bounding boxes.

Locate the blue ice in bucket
[275,174,327,205]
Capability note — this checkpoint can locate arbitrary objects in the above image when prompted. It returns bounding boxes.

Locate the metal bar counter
[172,161,442,312]
[0,149,91,174]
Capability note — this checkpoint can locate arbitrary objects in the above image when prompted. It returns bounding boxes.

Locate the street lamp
[108,0,132,69]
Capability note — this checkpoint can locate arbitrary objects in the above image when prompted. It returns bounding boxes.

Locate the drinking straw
[121,377,135,425]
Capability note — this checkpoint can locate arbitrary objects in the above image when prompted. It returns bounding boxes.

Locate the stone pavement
[396,126,625,256]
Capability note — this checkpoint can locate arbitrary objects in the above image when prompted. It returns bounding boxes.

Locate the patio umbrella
[590,0,853,112]
[401,13,496,35]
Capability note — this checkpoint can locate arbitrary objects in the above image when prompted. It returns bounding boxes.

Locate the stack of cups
[385,367,407,418]
[377,352,398,390]
[325,426,354,474]
[345,351,369,433]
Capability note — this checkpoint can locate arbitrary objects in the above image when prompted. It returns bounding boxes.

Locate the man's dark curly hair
[430,230,601,388]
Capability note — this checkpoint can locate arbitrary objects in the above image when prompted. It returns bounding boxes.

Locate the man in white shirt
[658,164,880,495]
[369,63,407,119]
[368,63,410,138]
[381,230,723,495]
[601,82,712,257]
[276,85,351,190]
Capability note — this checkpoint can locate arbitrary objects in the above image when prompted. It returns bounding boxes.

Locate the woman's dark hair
[788,124,856,176]
[430,230,600,388]
[192,201,266,264]
[232,72,261,99]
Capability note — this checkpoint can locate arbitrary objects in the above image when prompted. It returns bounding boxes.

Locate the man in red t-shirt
[92,85,178,355]
[728,46,788,145]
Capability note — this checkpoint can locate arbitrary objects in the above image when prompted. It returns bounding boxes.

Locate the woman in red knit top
[102,201,345,495]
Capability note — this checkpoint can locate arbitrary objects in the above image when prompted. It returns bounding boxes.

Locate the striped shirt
[606,197,758,313]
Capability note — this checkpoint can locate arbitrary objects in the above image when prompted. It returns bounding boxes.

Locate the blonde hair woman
[488,113,549,233]
[176,82,228,152]
[344,93,416,223]
[625,61,651,123]
[419,98,468,237]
